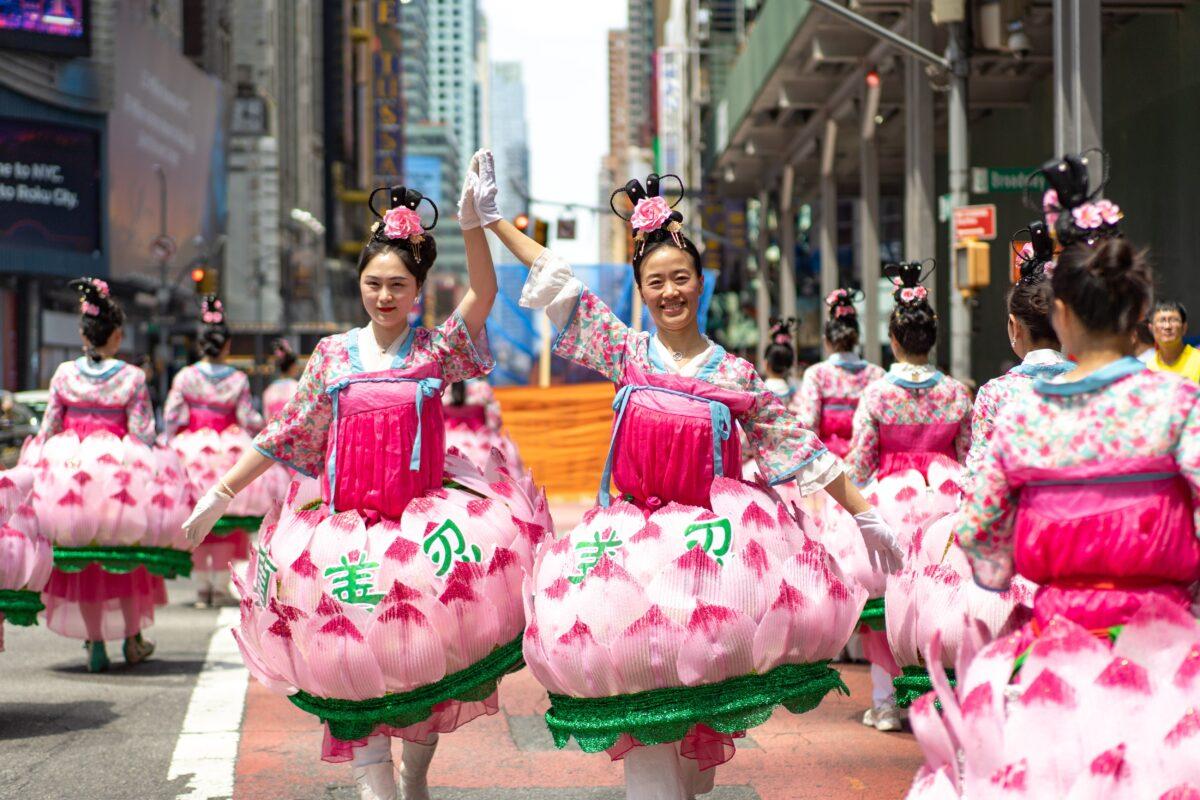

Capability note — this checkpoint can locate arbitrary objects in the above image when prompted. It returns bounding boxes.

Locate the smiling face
[359,249,420,331]
[1152,308,1185,348]
[637,246,703,334]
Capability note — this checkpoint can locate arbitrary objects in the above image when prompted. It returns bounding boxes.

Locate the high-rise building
[627,0,656,150]
[600,29,631,263]
[488,62,529,221]
[428,0,478,175]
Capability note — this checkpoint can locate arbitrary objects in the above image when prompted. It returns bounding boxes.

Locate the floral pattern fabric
[845,371,973,485]
[40,358,155,446]
[957,362,1200,589]
[164,363,263,436]
[964,357,1070,480]
[554,288,834,491]
[253,314,493,479]
[792,356,885,431]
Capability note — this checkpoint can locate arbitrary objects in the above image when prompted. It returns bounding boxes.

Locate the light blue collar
[75,357,125,381]
[1010,360,1075,379]
[645,336,726,381]
[346,326,419,373]
[1035,356,1145,396]
[197,361,236,381]
[830,352,869,373]
[886,362,943,390]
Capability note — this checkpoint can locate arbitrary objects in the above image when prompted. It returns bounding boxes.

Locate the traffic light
[532,218,549,246]
[514,213,530,232]
[191,265,218,294]
[191,266,206,292]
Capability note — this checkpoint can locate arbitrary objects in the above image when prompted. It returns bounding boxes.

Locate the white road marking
[168,607,249,800]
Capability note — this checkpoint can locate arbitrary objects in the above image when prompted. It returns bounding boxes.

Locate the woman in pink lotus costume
[165,295,289,607]
[22,278,193,671]
[262,337,302,421]
[0,465,51,650]
[887,229,1072,710]
[792,289,884,457]
[837,262,972,733]
[907,154,1200,798]
[443,377,522,470]
[482,158,903,800]
[182,166,550,800]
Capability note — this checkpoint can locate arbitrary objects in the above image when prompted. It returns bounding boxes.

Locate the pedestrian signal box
[954,238,990,298]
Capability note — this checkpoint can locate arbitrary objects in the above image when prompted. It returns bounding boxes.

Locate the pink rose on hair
[383,206,425,240]
[825,289,848,306]
[899,286,927,304]
[1094,199,1122,226]
[834,305,856,318]
[1072,203,1103,230]
[1019,242,1034,261]
[1044,259,1057,278]
[92,279,110,297]
[81,301,100,317]
[629,196,672,233]
[1043,189,1060,228]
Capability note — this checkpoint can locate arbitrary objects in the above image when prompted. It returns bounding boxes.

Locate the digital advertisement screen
[0,0,89,56]
[0,116,101,255]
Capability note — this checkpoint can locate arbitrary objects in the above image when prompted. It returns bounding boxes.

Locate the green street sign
[971,167,1047,195]
[938,193,953,223]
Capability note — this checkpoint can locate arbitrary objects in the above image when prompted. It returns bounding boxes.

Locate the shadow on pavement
[0,700,118,740]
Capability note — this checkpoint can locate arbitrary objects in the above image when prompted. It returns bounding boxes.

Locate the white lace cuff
[519,250,585,329]
[791,450,845,496]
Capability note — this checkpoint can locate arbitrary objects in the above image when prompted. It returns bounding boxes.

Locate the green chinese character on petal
[254,544,278,607]
[422,519,483,577]
[569,528,624,584]
[324,552,385,610]
[683,518,732,565]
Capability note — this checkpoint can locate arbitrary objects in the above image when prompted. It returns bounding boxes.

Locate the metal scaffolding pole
[819,120,840,335]
[859,92,881,364]
[755,189,772,368]
[947,23,972,379]
[779,164,798,325]
[1053,0,1103,154]
[904,0,937,308]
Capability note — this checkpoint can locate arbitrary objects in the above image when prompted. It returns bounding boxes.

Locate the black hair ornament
[1032,151,1123,248]
[610,173,686,257]
[1011,220,1056,285]
[367,185,439,263]
[884,260,935,306]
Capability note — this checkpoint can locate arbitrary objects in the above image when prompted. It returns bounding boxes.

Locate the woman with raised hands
[475,149,902,800]
[181,157,550,800]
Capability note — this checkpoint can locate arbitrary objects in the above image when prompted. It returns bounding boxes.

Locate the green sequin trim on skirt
[210,515,263,536]
[0,589,44,626]
[858,597,886,631]
[893,665,956,709]
[52,546,194,579]
[288,636,525,741]
[544,660,849,753]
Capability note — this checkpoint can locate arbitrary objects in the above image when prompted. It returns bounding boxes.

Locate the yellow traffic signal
[532,218,549,246]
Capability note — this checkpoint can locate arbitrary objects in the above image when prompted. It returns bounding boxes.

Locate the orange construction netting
[494,382,615,501]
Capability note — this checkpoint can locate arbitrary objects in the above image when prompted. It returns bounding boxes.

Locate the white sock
[400,733,438,800]
[351,734,395,800]
[352,733,393,767]
[871,663,896,708]
[678,749,715,798]
[624,743,687,800]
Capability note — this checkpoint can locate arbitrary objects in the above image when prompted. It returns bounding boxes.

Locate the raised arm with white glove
[853,508,904,575]
[473,149,503,227]
[456,152,481,230]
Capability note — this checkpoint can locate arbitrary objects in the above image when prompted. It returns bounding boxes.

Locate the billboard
[106,1,224,279]
[0,0,88,56]
[0,117,100,254]
[404,154,444,208]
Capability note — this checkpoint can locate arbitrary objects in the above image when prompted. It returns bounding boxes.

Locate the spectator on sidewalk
[1147,300,1200,381]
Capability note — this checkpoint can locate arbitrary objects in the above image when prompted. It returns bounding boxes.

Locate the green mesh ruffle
[210,515,263,536]
[0,589,44,626]
[545,660,848,753]
[893,665,957,709]
[858,597,886,631]
[52,546,193,579]
[288,636,525,741]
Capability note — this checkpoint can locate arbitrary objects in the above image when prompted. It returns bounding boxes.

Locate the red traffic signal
[514,213,530,231]
[191,267,206,284]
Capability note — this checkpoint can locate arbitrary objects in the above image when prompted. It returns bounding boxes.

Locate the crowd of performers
[0,146,1197,799]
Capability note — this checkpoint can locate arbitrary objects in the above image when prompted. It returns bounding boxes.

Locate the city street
[1,503,923,800]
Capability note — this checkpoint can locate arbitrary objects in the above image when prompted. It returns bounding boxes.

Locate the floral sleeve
[742,369,838,494]
[163,372,189,437]
[957,408,1018,591]
[39,367,66,437]
[552,289,635,383]
[234,373,265,433]
[252,339,332,478]
[792,369,821,431]
[845,389,880,485]
[964,380,1001,478]
[430,312,495,384]
[955,390,973,464]
[126,372,157,446]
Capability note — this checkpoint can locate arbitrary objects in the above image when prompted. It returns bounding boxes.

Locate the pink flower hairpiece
[899,286,928,304]
[825,288,849,306]
[1018,242,1034,261]
[1072,203,1103,230]
[92,279,109,298]
[629,196,672,233]
[833,304,856,318]
[81,301,100,317]
[202,311,223,324]
[773,333,791,345]
[1093,199,1122,226]
[1043,188,1061,229]
[383,206,425,240]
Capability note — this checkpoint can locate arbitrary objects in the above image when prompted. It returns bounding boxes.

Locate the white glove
[457,154,481,229]
[854,508,904,575]
[183,485,233,547]
[472,148,502,227]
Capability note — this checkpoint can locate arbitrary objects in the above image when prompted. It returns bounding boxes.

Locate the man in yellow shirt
[1148,300,1200,381]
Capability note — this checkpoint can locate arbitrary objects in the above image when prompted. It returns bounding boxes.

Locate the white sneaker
[353,761,398,800]
[861,706,877,727]
[874,704,904,732]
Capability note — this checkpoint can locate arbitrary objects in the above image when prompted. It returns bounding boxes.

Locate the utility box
[932,0,966,24]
